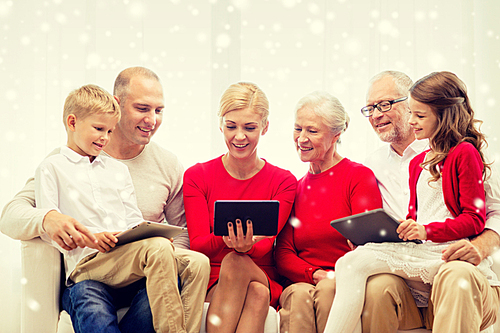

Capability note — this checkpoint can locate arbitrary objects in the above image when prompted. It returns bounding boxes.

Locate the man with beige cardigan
[0,67,210,333]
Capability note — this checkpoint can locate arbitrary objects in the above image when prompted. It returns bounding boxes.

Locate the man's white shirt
[365,139,429,221]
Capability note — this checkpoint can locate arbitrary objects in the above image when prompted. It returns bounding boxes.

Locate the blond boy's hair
[63,84,120,128]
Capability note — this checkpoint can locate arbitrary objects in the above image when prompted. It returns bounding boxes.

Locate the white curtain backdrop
[1,0,499,331]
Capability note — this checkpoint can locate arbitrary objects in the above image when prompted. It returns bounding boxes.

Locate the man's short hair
[368,70,414,98]
[63,84,120,128]
[113,66,161,103]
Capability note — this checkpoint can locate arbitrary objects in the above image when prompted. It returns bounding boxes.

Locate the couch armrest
[21,237,62,333]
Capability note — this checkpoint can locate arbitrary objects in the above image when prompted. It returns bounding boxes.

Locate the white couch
[20,237,498,333]
[20,238,278,333]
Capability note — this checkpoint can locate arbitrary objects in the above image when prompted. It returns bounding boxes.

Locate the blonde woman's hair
[63,84,120,128]
[218,82,269,127]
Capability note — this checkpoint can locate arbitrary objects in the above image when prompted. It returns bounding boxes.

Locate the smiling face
[293,107,338,168]
[67,113,118,161]
[115,76,164,147]
[366,76,414,153]
[408,96,439,141]
[221,107,268,161]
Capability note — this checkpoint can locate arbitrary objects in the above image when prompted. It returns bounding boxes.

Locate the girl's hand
[397,219,427,241]
[222,219,269,253]
[92,231,120,253]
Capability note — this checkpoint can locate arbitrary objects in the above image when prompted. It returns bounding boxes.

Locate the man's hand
[42,210,97,250]
[397,219,427,241]
[441,239,482,265]
[442,230,500,266]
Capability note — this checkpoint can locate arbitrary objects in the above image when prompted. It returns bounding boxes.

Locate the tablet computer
[116,221,187,246]
[330,209,422,246]
[214,200,280,236]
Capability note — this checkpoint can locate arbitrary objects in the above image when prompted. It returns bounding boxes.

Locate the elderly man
[0,67,210,333]
[362,70,500,333]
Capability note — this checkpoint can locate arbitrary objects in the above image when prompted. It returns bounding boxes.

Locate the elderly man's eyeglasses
[360,96,408,117]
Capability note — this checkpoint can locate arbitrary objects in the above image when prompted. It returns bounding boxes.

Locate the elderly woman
[183,82,297,333]
[275,91,382,333]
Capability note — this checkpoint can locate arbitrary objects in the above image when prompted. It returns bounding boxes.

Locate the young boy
[35,84,187,333]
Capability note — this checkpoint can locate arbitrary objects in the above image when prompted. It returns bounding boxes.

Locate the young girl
[323,71,499,333]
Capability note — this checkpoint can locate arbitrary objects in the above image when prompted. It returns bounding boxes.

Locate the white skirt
[363,241,449,284]
[362,241,499,307]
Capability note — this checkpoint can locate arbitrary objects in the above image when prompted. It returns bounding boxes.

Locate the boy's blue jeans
[62,278,154,333]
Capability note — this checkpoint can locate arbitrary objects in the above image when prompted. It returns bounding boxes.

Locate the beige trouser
[279,278,336,333]
[175,247,211,333]
[70,238,206,333]
[362,260,500,333]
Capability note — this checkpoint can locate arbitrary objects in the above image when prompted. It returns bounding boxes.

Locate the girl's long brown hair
[409,71,490,182]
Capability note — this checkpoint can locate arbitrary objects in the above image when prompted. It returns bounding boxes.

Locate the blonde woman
[183,82,297,333]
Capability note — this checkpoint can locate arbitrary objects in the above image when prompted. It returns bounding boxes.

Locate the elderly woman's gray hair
[294,91,350,137]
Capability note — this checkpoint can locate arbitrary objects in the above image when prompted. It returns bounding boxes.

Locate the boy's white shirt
[35,145,144,284]
[365,138,500,236]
